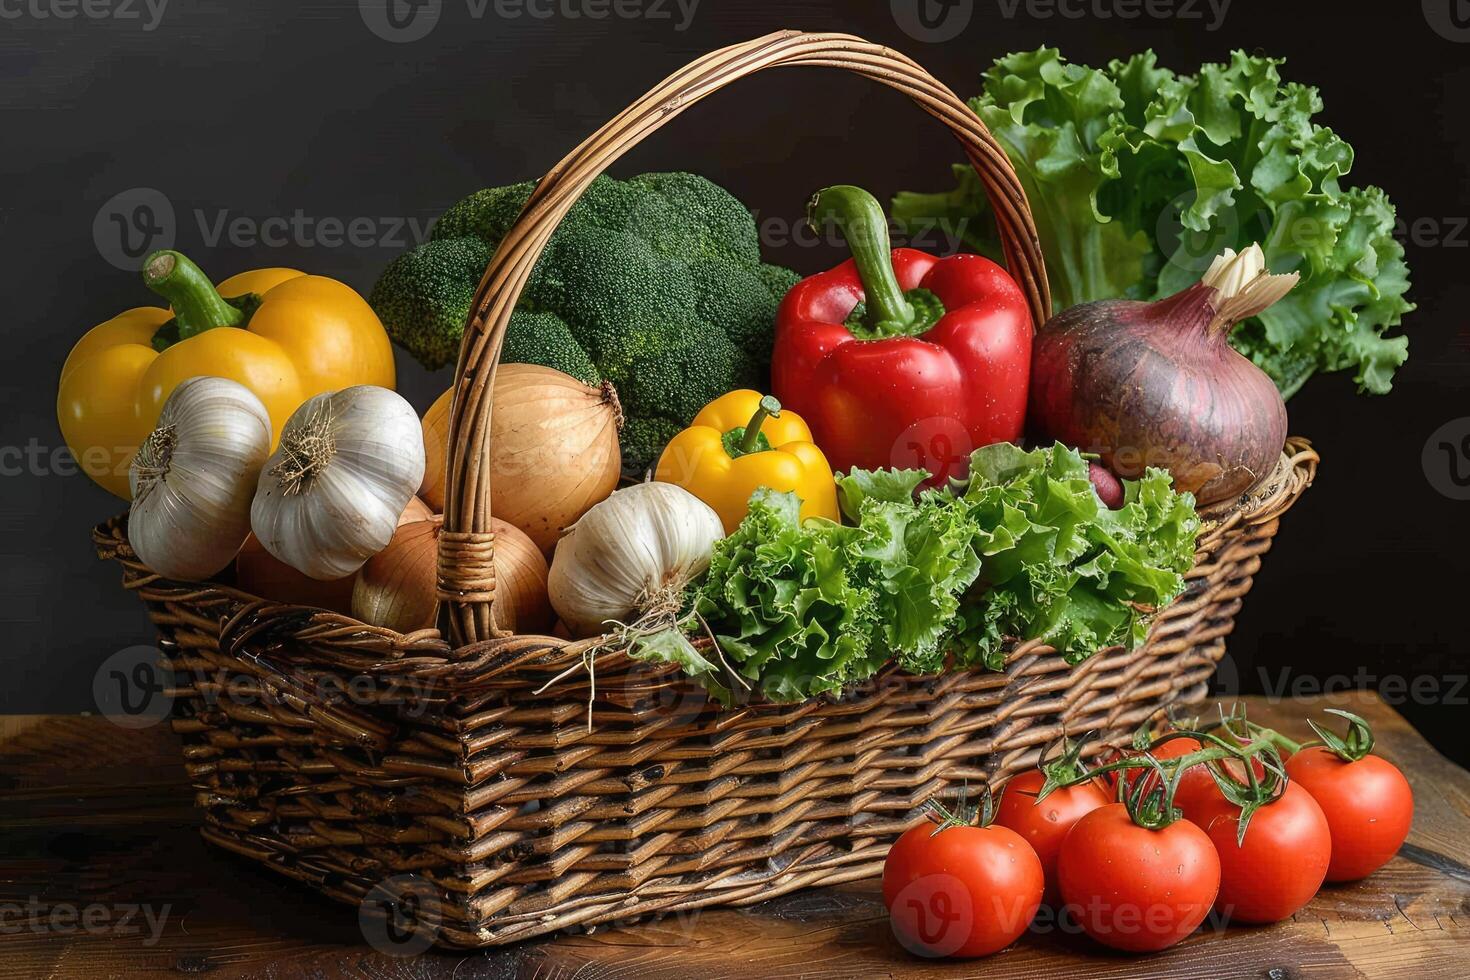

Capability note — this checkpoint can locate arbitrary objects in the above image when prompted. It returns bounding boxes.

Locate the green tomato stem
[142,250,242,341]
[1055,730,1286,831]
[1306,708,1376,762]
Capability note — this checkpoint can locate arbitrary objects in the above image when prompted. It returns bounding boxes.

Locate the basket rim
[93,437,1318,705]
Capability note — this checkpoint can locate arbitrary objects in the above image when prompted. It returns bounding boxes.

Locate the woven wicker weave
[94,30,1318,948]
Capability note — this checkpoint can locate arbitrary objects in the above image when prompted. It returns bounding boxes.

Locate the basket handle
[435,29,1051,647]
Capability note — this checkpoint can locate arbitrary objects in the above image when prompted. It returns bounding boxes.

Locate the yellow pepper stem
[730,395,782,457]
[143,250,246,342]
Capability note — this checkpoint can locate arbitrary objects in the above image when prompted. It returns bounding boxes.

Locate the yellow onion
[236,497,430,613]
[352,515,552,635]
[419,364,622,553]
[488,518,554,634]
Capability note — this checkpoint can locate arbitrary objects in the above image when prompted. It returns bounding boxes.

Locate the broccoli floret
[368,237,493,371]
[371,172,798,471]
[500,310,599,385]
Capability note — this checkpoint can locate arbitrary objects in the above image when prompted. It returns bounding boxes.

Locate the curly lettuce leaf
[851,489,983,673]
[949,442,1199,669]
[835,467,929,517]
[628,628,733,707]
[693,489,881,702]
[681,446,1199,702]
[893,47,1414,397]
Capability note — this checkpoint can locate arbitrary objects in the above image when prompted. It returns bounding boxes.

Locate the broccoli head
[369,172,799,472]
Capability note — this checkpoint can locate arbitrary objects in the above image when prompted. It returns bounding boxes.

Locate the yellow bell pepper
[655,390,839,533]
[58,250,396,498]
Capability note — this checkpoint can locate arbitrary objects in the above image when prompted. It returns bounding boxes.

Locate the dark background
[4,1,1466,761]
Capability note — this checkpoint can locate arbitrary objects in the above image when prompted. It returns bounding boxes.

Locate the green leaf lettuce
[893,48,1414,398]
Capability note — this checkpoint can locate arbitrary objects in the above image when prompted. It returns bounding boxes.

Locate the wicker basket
[94,30,1318,948]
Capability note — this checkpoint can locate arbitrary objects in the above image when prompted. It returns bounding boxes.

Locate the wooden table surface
[2,691,1466,979]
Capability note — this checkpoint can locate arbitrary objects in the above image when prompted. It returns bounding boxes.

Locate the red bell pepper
[771,185,1031,484]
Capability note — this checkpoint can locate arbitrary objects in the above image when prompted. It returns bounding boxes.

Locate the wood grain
[1,693,1465,979]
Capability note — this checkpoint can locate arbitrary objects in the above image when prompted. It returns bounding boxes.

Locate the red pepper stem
[737,395,781,455]
[142,250,243,340]
[808,185,915,334]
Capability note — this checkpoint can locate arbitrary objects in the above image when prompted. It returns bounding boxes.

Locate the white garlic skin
[547,481,725,638]
[127,376,273,582]
[250,385,426,581]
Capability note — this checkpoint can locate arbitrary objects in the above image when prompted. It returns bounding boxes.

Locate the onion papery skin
[419,364,622,554]
[1029,283,1287,506]
[352,515,551,635]
[353,518,440,634]
[236,497,431,613]
[489,518,553,635]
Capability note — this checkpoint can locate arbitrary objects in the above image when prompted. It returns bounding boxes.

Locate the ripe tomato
[1057,803,1221,953]
[995,770,1109,900]
[1285,746,1413,881]
[1191,781,1331,923]
[883,821,1044,958]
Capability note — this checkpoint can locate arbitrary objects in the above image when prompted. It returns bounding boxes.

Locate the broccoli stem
[142,250,244,341]
[809,185,918,337]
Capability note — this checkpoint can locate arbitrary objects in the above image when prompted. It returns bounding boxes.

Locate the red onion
[1088,462,1123,509]
[1030,245,1297,506]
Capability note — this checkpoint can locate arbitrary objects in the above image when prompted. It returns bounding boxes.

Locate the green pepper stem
[737,395,781,455]
[142,250,242,340]
[808,185,916,334]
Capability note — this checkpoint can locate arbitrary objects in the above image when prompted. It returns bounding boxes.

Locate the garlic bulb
[547,482,724,638]
[251,385,425,580]
[127,377,273,582]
